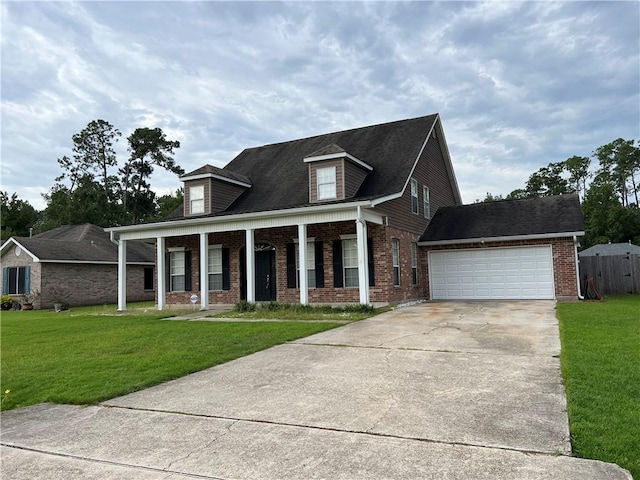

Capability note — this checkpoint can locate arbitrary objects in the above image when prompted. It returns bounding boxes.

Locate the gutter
[574,235,584,300]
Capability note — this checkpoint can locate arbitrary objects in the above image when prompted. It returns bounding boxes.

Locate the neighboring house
[1,224,155,309]
[578,242,640,295]
[107,114,584,310]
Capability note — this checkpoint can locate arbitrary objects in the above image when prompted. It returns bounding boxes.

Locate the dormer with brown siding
[181,165,251,216]
[304,144,373,203]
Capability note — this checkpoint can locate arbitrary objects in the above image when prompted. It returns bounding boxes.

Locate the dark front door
[255,250,276,301]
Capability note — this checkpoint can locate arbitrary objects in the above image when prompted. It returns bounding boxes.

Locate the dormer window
[317,166,337,200]
[190,185,204,214]
[304,143,373,204]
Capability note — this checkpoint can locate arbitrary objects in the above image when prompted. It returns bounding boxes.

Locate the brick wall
[1,250,42,308]
[421,237,579,300]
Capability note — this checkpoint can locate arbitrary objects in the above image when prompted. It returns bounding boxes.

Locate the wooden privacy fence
[579,254,640,295]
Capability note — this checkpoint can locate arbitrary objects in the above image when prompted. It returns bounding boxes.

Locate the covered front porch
[108,203,384,310]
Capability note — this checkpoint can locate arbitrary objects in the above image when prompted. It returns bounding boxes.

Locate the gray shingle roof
[419,194,584,243]
[12,224,154,263]
[578,242,640,257]
[162,114,440,221]
[180,164,252,186]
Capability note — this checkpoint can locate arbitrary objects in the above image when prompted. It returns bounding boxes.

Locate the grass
[213,301,387,321]
[0,304,343,411]
[558,295,640,478]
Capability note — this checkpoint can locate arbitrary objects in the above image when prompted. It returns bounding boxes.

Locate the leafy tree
[563,155,591,199]
[0,192,38,241]
[523,161,572,197]
[593,138,640,207]
[120,128,183,224]
[155,188,184,219]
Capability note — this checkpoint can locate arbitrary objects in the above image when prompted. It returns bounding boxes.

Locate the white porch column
[200,233,209,310]
[157,236,166,310]
[117,239,127,311]
[246,229,255,303]
[356,216,370,305]
[298,223,308,305]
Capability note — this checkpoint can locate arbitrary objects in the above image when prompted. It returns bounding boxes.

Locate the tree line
[1,119,185,241]
[477,138,640,249]
[2,122,639,250]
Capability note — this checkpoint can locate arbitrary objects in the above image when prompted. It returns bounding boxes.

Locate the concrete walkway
[1,301,632,479]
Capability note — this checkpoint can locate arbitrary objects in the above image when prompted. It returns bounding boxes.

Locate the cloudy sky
[2,1,639,210]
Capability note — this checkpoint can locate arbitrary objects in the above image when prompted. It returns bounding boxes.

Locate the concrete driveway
[1,301,631,479]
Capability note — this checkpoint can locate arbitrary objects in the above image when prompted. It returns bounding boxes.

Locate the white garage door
[429,245,555,300]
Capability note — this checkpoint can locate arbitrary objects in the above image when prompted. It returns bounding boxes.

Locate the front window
[423,186,431,219]
[392,239,400,286]
[411,179,418,214]
[190,185,204,214]
[208,246,223,291]
[343,238,359,287]
[295,242,316,288]
[317,166,337,200]
[411,243,418,285]
[170,251,186,291]
[3,266,30,295]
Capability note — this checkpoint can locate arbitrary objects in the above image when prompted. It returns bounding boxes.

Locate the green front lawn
[0,306,342,411]
[558,295,640,478]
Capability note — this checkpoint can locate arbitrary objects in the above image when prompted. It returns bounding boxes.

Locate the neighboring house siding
[344,161,368,198]
[421,237,579,300]
[378,132,458,234]
[40,263,152,307]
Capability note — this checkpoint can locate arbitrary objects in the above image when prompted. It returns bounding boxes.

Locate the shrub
[235,300,256,312]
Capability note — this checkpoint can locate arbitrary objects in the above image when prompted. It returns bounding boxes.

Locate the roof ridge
[240,114,439,152]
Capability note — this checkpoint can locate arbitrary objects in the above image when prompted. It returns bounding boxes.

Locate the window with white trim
[343,238,359,287]
[190,185,204,214]
[392,239,400,286]
[411,243,418,285]
[208,246,223,291]
[423,185,430,219]
[295,242,316,288]
[170,251,186,291]
[317,166,337,200]
[411,178,418,214]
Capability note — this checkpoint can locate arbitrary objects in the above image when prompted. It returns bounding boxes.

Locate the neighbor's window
[423,186,431,219]
[295,241,316,288]
[411,179,419,214]
[169,251,186,291]
[343,238,359,287]
[190,185,205,214]
[2,266,30,295]
[317,166,337,200]
[392,239,400,286]
[411,243,418,285]
[208,246,223,291]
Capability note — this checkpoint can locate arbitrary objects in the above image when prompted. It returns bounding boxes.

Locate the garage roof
[419,194,584,245]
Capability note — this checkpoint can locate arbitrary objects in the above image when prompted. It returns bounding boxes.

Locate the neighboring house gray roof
[3,224,154,264]
[578,242,640,257]
[163,114,454,221]
[419,194,584,243]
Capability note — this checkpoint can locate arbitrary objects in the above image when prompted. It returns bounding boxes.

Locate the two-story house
[108,114,584,310]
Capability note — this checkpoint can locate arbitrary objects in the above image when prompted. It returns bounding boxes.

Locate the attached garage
[419,195,586,301]
[429,245,554,300]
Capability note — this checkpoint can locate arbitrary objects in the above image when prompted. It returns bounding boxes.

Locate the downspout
[573,235,584,300]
